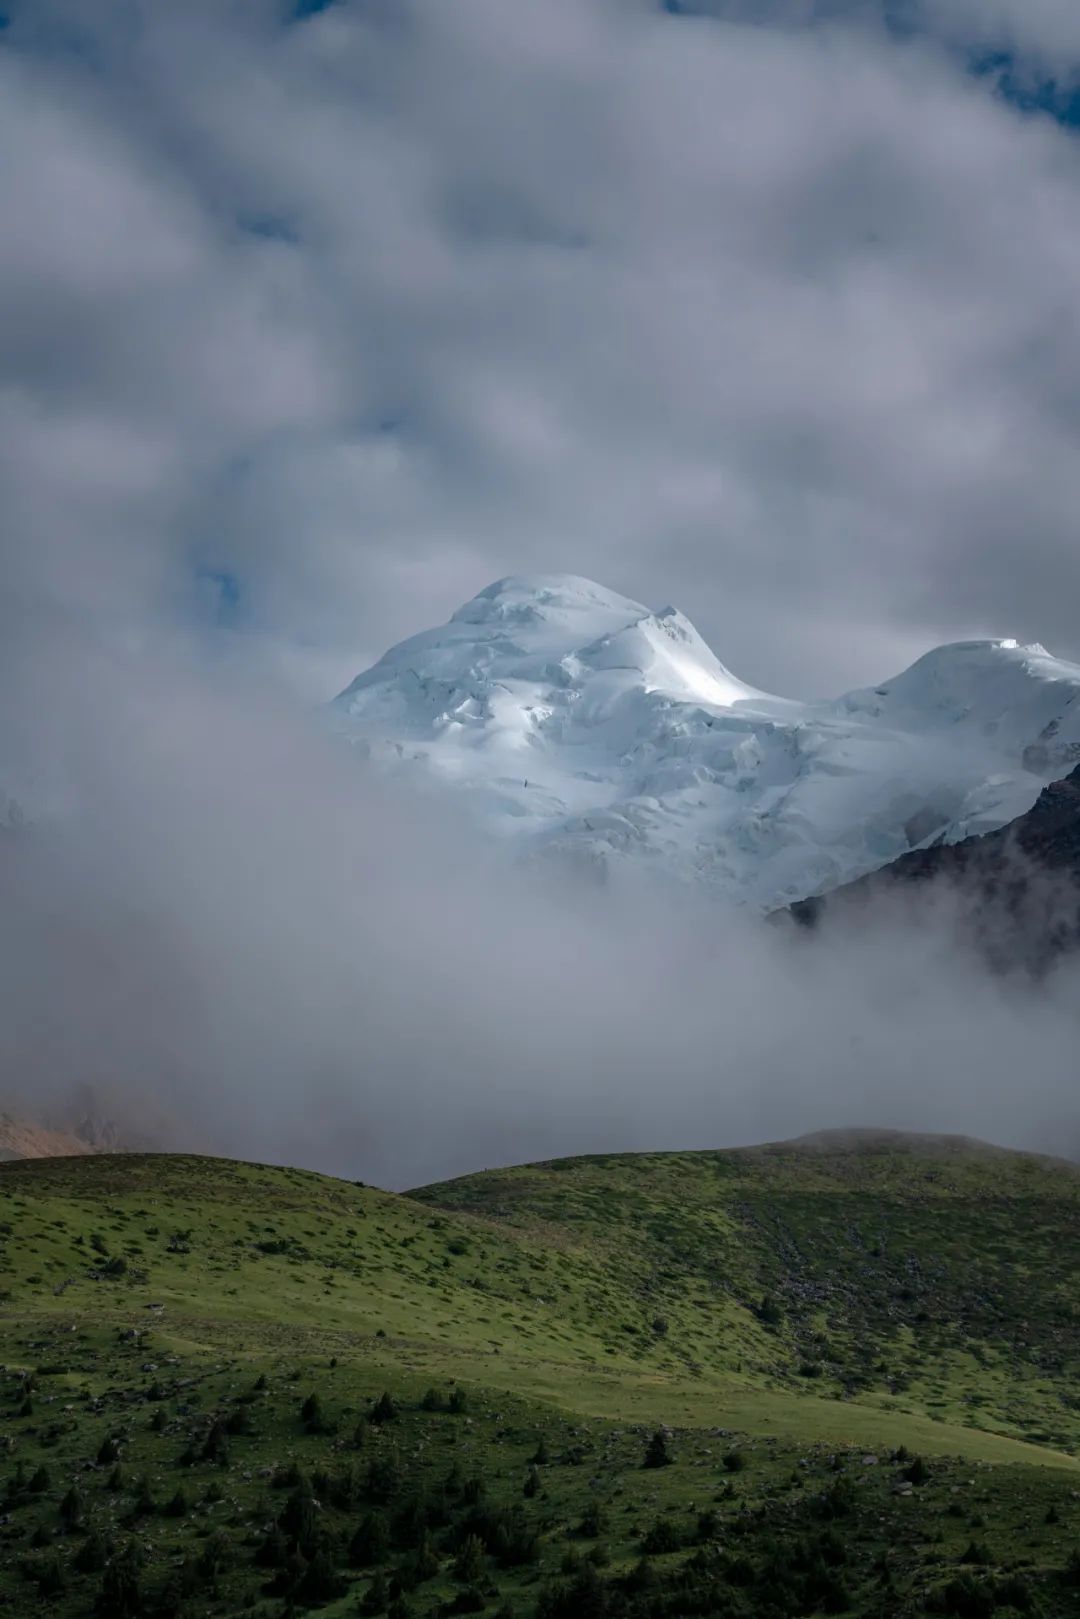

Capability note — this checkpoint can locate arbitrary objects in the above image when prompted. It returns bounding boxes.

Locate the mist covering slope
[788,762,1080,969]
[332,574,1080,907]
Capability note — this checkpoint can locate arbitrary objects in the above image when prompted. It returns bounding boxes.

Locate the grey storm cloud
[3,0,1080,698]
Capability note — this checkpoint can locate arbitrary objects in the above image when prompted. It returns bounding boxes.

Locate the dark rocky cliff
[787,766,1080,971]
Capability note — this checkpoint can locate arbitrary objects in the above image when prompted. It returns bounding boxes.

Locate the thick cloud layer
[4,0,1080,697]
[2,1,1079,1184]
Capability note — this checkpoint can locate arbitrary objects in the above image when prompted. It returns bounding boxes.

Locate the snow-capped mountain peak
[338,574,761,710]
[332,575,1080,908]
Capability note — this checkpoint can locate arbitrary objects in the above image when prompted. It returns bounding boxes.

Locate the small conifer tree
[369,1391,398,1425]
[454,1534,487,1585]
[642,1429,672,1470]
[59,1484,84,1527]
[96,1435,120,1468]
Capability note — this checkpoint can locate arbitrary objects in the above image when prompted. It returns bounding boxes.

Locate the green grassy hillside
[414,1131,1080,1457]
[0,1136,1078,1617]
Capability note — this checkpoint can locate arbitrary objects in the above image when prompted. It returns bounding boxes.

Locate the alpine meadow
[2,1135,1080,1618]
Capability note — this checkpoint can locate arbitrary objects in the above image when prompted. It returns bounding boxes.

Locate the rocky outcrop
[0,1112,97,1161]
[786,765,1080,972]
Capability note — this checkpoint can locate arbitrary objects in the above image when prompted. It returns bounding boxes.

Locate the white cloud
[3,0,1080,698]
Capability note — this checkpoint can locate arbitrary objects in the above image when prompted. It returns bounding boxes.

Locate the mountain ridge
[332,573,1080,908]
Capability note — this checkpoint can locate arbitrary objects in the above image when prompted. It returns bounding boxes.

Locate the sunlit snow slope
[331,575,1080,908]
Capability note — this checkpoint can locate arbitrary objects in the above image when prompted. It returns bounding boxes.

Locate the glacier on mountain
[331,574,1080,909]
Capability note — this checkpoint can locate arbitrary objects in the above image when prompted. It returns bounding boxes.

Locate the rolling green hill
[0,1134,1078,1617]
[413,1130,1080,1457]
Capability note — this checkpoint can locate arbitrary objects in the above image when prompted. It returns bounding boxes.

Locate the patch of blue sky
[193,568,244,631]
[655,1,1080,130]
[971,51,1080,129]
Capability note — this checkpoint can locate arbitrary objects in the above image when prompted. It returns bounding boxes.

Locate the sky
[3,0,1080,1185]
[4,0,1080,701]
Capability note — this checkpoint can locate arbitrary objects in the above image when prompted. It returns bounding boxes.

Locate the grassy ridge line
[410,1140,1080,1460]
